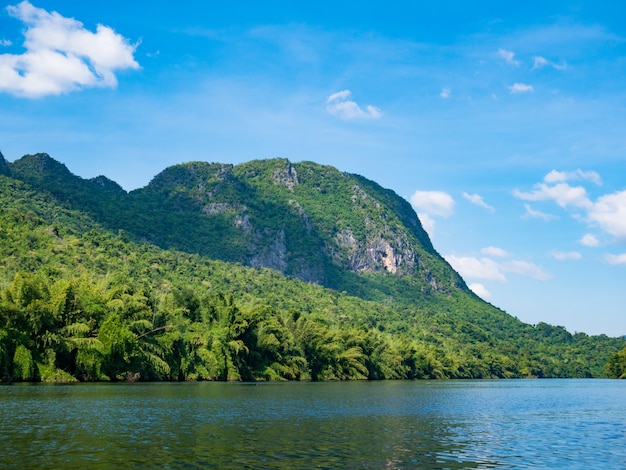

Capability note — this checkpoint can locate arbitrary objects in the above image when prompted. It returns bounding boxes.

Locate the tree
[606,348,626,379]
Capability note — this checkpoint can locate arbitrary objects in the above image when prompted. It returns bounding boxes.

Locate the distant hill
[1,153,624,382]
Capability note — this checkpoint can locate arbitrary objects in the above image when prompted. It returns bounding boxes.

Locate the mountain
[2,153,625,382]
[10,155,464,300]
[0,151,10,176]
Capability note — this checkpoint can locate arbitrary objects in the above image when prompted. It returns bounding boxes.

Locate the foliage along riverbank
[1,218,623,382]
[3,265,622,383]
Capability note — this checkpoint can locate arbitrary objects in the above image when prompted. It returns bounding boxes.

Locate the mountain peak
[143,161,235,193]
[10,153,74,182]
[89,175,127,195]
[5,154,464,297]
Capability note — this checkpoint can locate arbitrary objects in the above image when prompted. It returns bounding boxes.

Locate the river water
[1,379,625,469]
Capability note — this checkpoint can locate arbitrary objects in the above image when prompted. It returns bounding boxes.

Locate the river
[1,379,625,468]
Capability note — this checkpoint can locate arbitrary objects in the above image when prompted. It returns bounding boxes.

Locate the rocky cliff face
[7,155,466,296]
[227,159,463,293]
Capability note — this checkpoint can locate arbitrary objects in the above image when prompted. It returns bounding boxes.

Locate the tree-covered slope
[2,155,624,382]
[0,152,10,176]
[8,155,465,299]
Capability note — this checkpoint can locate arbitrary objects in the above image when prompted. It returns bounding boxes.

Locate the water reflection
[1,380,625,468]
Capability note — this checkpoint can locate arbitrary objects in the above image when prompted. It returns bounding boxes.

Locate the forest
[1,155,626,382]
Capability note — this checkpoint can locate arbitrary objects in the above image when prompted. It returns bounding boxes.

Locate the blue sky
[1,1,625,336]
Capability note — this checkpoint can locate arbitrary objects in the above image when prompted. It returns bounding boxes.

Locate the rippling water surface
[1,379,625,468]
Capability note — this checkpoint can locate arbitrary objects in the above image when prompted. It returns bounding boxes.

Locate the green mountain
[1,153,624,382]
[10,155,463,297]
[0,151,10,176]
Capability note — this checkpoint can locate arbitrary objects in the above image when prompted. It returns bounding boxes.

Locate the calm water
[1,379,625,469]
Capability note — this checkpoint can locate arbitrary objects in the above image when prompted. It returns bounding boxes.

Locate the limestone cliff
[7,155,467,297]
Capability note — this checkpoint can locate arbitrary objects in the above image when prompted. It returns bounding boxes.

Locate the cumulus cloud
[514,183,591,209]
[417,213,436,236]
[501,260,552,281]
[532,55,567,71]
[463,192,495,212]
[580,233,599,247]
[522,204,557,221]
[445,255,506,282]
[481,246,509,257]
[410,190,455,217]
[326,89,382,120]
[587,190,626,239]
[440,87,451,99]
[498,48,520,66]
[544,169,602,185]
[515,172,626,242]
[508,83,534,94]
[0,1,139,98]
[605,253,626,265]
[532,56,548,68]
[446,253,551,283]
[410,190,454,237]
[468,283,491,300]
[551,250,582,261]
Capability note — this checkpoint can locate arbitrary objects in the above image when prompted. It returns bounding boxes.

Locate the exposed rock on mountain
[8,154,462,298]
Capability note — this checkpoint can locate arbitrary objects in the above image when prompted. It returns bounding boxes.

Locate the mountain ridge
[2,152,625,381]
[8,154,466,300]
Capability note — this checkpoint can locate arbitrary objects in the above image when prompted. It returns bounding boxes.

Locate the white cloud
[516,173,626,242]
[326,89,381,120]
[446,253,551,283]
[508,83,534,94]
[0,39,12,46]
[440,87,451,99]
[532,55,567,71]
[327,89,350,102]
[605,253,626,265]
[580,233,599,247]
[468,283,491,300]
[498,48,520,66]
[532,56,548,69]
[0,1,139,98]
[587,190,626,239]
[501,260,552,281]
[445,255,506,282]
[463,192,494,212]
[551,250,582,261]
[522,204,557,221]
[544,169,602,185]
[514,183,591,209]
[481,246,509,258]
[410,190,455,217]
[417,213,436,237]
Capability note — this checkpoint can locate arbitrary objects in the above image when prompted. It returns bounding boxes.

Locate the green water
[1,379,625,468]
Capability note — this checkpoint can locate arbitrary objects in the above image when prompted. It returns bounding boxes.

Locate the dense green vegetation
[606,347,626,378]
[8,155,458,294]
[1,154,624,382]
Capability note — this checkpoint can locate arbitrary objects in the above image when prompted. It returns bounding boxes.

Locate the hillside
[1,152,624,381]
[8,155,462,297]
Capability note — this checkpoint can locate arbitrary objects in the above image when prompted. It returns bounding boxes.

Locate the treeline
[2,270,531,382]
[606,348,626,378]
[1,266,621,382]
